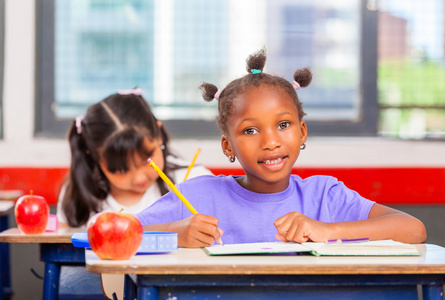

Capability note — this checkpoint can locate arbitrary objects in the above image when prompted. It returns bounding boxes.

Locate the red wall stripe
[1,167,444,205]
[0,167,68,205]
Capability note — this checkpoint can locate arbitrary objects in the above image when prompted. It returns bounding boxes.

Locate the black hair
[62,93,180,227]
[200,47,312,134]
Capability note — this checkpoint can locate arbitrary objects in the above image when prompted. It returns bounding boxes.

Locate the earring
[160,144,165,150]
[229,156,236,163]
[300,143,306,150]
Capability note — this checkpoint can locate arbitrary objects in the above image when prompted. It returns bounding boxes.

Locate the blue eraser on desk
[71,231,178,254]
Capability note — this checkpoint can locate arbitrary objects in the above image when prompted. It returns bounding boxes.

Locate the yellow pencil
[148,158,223,245]
[183,148,201,181]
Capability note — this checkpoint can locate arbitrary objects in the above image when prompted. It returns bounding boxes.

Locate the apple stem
[119,208,124,213]
[30,190,33,196]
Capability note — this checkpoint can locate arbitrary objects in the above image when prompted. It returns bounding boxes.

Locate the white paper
[204,241,310,255]
[204,240,420,256]
[302,240,420,256]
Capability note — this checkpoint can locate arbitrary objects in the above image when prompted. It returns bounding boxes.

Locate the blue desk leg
[0,215,12,300]
[43,262,60,300]
[40,243,86,300]
[123,275,136,300]
[422,283,445,300]
[137,286,159,300]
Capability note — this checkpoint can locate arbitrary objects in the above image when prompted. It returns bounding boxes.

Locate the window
[378,0,445,139]
[0,0,4,138]
[37,0,377,138]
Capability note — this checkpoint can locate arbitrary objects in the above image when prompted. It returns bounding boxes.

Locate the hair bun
[199,82,219,102]
[293,67,312,88]
[246,47,267,73]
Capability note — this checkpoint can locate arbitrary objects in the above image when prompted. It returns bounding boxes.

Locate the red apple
[87,212,143,260]
[14,193,49,234]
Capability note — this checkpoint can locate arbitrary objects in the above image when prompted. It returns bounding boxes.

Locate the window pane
[267,0,361,121]
[53,0,362,124]
[378,0,445,139]
[54,0,156,117]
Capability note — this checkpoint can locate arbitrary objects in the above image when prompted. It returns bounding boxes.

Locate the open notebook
[203,240,420,256]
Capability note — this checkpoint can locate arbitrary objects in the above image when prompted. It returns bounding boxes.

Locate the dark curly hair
[62,93,181,227]
[200,47,312,134]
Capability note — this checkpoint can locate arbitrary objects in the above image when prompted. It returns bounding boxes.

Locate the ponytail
[61,121,108,227]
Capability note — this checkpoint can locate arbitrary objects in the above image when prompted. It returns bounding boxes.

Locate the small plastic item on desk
[45,214,58,232]
[71,231,178,254]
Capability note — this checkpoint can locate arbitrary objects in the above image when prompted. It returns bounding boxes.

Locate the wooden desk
[0,201,15,300]
[86,244,445,300]
[0,228,84,300]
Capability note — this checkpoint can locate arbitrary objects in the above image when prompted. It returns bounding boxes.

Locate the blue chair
[58,266,107,300]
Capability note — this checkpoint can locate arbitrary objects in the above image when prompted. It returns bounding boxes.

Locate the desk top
[0,190,23,201]
[0,227,82,243]
[86,244,445,275]
[0,200,15,216]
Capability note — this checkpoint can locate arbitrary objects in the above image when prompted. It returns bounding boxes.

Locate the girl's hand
[274,212,332,243]
[173,214,223,248]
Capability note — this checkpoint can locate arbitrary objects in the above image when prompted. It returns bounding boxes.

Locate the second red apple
[87,212,143,260]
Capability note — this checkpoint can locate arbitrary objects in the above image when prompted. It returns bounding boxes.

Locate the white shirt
[56,156,213,227]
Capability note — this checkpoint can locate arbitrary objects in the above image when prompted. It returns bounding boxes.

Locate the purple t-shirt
[135,175,375,244]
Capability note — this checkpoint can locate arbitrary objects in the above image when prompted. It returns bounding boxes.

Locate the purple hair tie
[117,88,143,95]
[292,81,301,90]
[75,115,84,134]
[214,89,222,100]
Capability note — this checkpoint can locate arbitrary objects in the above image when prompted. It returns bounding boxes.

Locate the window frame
[35,0,378,139]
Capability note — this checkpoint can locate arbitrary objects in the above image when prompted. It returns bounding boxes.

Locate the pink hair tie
[117,88,143,95]
[214,89,222,100]
[75,115,84,134]
[292,81,301,90]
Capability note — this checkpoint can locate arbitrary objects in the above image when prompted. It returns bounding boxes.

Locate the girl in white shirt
[57,89,212,228]
[56,89,212,299]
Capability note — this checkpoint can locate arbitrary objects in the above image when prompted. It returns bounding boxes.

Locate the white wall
[1,0,445,168]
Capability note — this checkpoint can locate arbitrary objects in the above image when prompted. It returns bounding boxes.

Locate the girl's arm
[142,214,223,248]
[274,204,427,244]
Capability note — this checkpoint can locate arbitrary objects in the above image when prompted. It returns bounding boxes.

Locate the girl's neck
[110,189,146,207]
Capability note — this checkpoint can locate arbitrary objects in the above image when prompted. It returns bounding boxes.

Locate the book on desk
[203,240,420,256]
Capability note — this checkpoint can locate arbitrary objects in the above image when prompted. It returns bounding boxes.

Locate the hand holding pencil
[148,158,224,246]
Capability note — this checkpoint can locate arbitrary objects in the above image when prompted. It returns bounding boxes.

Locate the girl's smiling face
[222,84,307,193]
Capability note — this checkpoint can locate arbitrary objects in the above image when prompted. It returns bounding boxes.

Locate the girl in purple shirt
[137,48,426,247]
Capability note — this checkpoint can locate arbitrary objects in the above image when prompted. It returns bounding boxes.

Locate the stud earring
[229,156,236,163]
[160,144,165,150]
[300,143,306,150]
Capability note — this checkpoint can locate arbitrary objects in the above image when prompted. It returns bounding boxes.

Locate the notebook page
[204,241,311,255]
[302,240,420,256]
